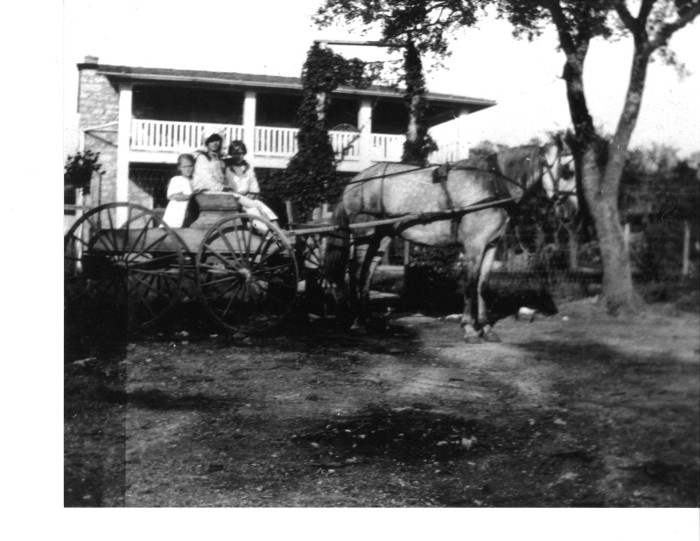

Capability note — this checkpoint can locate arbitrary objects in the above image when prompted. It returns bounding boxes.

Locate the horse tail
[323,202,350,284]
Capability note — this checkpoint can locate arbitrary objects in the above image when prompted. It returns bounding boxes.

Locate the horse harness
[349,145,573,242]
[432,157,515,242]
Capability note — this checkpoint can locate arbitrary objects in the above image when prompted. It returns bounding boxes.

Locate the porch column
[116,83,133,223]
[456,107,471,160]
[358,99,373,168]
[243,91,257,159]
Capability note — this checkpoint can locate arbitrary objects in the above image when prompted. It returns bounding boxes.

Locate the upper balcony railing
[131,120,245,153]
[130,119,465,165]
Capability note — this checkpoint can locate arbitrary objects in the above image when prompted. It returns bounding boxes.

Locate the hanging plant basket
[64,150,103,195]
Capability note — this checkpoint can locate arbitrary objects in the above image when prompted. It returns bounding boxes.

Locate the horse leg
[459,210,508,344]
[362,235,393,328]
[347,238,364,330]
[478,242,501,343]
[351,233,386,333]
[460,249,483,344]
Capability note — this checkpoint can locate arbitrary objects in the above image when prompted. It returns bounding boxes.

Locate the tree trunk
[557,35,643,315]
[579,147,641,314]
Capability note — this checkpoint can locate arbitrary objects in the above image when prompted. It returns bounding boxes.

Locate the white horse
[323,135,577,342]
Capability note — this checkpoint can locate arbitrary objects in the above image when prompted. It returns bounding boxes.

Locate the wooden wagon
[64,190,513,335]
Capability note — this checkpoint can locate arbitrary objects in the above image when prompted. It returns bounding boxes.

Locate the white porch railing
[429,141,464,164]
[129,120,465,164]
[253,126,362,160]
[331,131,361,160]
[371,134,404,162]
[370,134,467,163]
[131,120,244,152]
[254,126,297,156]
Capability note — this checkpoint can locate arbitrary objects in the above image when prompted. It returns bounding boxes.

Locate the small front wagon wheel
[195,213,299,334]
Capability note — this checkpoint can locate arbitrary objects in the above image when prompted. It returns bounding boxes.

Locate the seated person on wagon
[222,140,278,223]
[192,132,226,192]
[162,153,197,228]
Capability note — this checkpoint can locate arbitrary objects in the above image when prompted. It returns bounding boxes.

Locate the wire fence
[400,211,698,314]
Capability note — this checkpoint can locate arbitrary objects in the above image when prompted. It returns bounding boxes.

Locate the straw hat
[203,132,223,145]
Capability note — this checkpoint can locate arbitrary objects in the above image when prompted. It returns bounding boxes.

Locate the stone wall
[78,61,120,205]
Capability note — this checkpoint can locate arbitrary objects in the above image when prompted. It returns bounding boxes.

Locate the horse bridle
[539,146,576,204]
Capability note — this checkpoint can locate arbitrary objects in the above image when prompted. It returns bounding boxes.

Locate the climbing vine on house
[401,39,437,165]
[282,42,379,220]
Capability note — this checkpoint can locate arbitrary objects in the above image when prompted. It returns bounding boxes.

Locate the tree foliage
[620,144,700,223]
[315,1,488,165]
[315,0,488,56]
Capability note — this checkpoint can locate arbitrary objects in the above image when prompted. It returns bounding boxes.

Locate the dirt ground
[64,296,700,507]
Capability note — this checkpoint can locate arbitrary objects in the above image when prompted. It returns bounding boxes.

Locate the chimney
[78,55,99,70]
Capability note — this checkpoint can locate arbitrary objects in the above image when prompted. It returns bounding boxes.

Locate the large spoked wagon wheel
[64,202,189,335]
[296,232,344,319]
[195,213,299,335]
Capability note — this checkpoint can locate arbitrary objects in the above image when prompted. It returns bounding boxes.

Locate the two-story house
[73,55,495,217]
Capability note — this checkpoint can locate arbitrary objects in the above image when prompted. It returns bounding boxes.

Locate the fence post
[682,220,690,277]
[566,225,578,271]
[285,200,296,225]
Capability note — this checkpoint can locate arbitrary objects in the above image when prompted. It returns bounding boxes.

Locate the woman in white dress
[223,140,278,223]
[192,132,226,192]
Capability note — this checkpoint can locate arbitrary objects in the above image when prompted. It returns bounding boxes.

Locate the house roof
[80,61,496,111]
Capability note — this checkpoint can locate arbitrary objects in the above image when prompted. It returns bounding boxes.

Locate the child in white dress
[162,154,196,227]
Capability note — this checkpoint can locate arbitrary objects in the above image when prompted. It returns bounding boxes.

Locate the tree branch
[544,0,578,58]
[638,0,656,24]
[650,2,700,50]
[614,1,638,33]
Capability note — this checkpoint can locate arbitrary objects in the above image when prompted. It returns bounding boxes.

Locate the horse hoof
[483,330,502,343]
[463,335,483,344]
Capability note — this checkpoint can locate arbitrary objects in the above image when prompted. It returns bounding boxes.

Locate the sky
[63,0,700,157]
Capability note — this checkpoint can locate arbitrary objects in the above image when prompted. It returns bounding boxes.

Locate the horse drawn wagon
[64,137,576,341]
